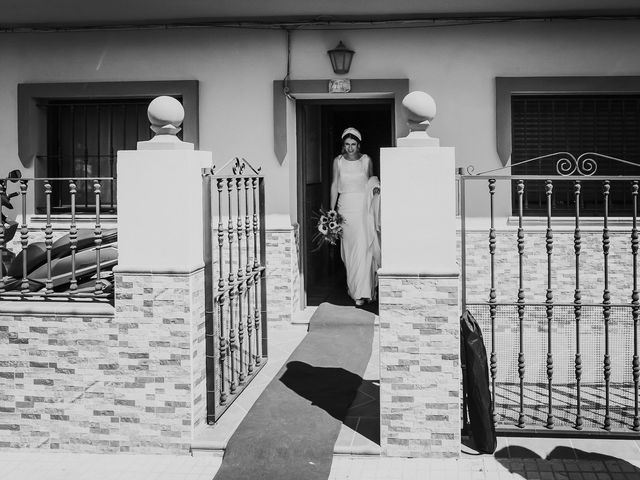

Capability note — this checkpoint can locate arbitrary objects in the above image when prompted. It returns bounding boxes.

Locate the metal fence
[460,152,640,435]
[202,158,268,423]
[0,175,116,302]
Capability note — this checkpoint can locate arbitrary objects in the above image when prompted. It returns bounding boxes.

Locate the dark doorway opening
[296,99,394,307]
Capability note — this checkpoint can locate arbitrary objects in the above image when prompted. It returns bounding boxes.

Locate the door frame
[294,94,403,309]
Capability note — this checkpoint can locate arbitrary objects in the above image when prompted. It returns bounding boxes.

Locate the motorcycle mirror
[8,170,21,182]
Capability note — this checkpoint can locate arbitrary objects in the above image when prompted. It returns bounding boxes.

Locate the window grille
[40,98,181,213]
[511,94,640,216]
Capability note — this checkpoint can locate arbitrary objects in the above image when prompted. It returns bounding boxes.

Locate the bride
[330,127,381,306]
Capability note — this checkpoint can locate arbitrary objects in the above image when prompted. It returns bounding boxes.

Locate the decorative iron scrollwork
[467,151,640,177]
[214,157,262,177]
[555,153,598,177]
[232,158,246,175]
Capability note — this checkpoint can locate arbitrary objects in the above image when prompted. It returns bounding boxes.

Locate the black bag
[460,310,497,454]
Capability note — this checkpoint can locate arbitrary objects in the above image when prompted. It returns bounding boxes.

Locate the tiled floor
[329,436,640,480]
[192,322,310,452]
[334,322,380,456]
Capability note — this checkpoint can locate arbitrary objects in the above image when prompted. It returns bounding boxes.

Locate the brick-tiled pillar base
[114,268,206,453]
[379,274,460,458]
[265,224,300,322]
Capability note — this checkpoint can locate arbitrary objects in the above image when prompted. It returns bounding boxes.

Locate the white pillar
[114,96,212,452]
[379,91,460,458]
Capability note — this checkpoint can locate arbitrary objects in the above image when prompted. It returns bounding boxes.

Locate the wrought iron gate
[203,158,267,423]
[460,152,640,435]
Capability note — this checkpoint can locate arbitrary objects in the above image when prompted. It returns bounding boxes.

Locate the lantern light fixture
[327,41,355,75]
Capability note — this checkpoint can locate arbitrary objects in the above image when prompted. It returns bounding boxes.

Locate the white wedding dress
[336,155,379,301]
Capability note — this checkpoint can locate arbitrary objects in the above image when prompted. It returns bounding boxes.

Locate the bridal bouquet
[312,208,345,250]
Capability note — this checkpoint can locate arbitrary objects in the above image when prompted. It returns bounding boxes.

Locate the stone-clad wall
[379,275,460,458]
[462,226,635,304]
[0,269,206,454]
[113,269,207,453]
[265,225,300,322]
[0,308,118,451]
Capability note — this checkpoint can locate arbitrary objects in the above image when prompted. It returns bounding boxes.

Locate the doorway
[296,99,394,307]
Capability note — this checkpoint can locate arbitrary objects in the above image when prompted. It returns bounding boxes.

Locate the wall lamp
[327,41,355,75]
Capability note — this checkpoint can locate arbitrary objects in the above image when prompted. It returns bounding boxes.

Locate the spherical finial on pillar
[138,96,193,150]
[148,96,184,136]
[398,91,439,147]
[403,91,437,131]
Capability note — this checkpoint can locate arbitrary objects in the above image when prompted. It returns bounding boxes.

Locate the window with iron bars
[511,94,640,216]
[40,97,181,214]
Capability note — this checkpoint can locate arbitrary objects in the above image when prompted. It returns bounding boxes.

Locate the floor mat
[213,302,375,480]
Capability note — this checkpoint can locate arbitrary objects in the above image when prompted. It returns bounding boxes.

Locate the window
[43,98,158,213]
[511,94,640,216]
[18,81,199,215]
[496,77,640,217]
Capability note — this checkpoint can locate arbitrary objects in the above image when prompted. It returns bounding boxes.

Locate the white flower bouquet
[312,207,345,250]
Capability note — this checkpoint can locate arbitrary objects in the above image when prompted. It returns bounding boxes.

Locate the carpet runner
[213,302,375,480]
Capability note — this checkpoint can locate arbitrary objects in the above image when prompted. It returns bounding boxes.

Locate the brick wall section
[0,269,206,454]
[114,269,207,453]
[379,275,460,458]
[265,225,300,322]
[461,227,635,304]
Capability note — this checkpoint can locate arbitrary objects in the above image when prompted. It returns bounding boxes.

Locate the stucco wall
[2,20,640,219]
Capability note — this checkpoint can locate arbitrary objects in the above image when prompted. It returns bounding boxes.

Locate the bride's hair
[341,133,361,154]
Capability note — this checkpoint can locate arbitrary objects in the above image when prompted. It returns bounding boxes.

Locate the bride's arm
[330,156,339,210]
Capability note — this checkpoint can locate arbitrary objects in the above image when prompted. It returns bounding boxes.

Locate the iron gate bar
[459,151,640,435]
[634,181,640,431]
[545,180,554,429]
[603,181,611,431]
[203,157,267,424]
[573,181,583,430]
[253,175,266,366]
[489,178,498,426]
[0,180,5,292]
[215,176,227,406]
[44,180,53,294]
[69,180,78,292]
[19,180,28,293]
[236,177,245,386]
[94,180,103,295]
[244,177,254,377]
[226,177,236,397]
[517,180,526,428]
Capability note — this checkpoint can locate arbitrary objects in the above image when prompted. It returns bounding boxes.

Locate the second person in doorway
[330,127,381,307]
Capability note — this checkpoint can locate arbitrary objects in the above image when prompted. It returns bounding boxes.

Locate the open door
[297,100,393,307]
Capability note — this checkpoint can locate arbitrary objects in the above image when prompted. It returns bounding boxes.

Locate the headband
[341,127,362,142]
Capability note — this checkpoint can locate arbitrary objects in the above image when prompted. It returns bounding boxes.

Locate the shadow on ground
[279,361,380,444]
[307,269,379,315]
[495,446,640,479]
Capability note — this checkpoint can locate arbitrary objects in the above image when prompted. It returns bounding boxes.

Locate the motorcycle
[1,170,117,296]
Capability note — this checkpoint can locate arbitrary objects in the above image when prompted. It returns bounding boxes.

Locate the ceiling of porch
[3,0,640,30]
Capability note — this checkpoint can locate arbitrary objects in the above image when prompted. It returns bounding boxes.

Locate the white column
[114,96,211,451]
[378,91,460,458]
[117,147,210,273]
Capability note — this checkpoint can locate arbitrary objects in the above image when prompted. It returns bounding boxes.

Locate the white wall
[2,20,640,219]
